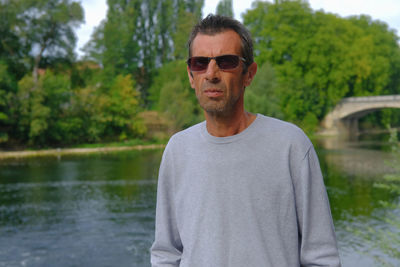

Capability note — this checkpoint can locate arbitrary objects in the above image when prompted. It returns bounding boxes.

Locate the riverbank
[0,144,166,160]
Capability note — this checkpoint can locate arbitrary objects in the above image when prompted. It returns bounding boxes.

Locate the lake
[0,135,399,266]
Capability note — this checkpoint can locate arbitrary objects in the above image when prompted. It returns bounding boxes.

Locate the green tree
[83,0,204,102]
[244,62,282,118]
[0,0,28,80]
[70,74,144,142]
[69,85,105,142]
[104,74,144,139]
[173,0,202,60]
[158,78,197,130]
[16,0,84,86]
[81,21,107,67]
[148,60,188,107]
[40,71,75,144]
[181,0,204,20]
[244,0,323,126]
[243,0,400,130]
[157,1,175,64]
[216,0,233,17]
[83,0,155,98]
[5,0,84,146]
[149,60,201,130]
[0,1,29,145]
[348,15,400,96]
[0,61,17,143]
[15,71,72,146]
[16,74,50,145]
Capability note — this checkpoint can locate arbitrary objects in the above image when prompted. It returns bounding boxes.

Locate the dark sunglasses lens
[188,55,241,71]
[217,55,239,69]
[189,57,210,71]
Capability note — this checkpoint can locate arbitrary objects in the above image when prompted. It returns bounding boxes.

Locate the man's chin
[201,104,231,116]
[198,97,238,116]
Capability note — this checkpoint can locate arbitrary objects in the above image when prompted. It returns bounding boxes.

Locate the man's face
[187,30,256,116]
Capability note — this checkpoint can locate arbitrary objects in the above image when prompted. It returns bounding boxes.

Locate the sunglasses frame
[187,55,246,72]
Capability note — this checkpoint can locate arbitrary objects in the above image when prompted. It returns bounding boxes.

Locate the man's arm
[151,148,183,267]
[294,146,341,267]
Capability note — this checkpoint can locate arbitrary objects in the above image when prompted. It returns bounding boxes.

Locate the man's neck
[204,109,257,137]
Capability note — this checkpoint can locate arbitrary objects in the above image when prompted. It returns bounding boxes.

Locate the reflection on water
[316,134,400,267]
[0,137,399,267]
[0,150,162,267]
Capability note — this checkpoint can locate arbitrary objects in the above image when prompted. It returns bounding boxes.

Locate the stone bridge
[320,95,400,135]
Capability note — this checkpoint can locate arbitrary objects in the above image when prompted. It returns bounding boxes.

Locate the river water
[0,135,399,266]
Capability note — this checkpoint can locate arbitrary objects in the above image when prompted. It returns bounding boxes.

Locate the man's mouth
[204,89,223,98]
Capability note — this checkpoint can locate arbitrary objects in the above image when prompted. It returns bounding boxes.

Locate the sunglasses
[187,55,246,72]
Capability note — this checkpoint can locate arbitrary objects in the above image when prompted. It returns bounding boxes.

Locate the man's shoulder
[171,121,204,139]
[256,114,312,149]
[166,121,205,148]
[257,114,308,137]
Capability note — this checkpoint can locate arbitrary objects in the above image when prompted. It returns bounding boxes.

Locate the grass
[0,138,169,160]
[71,137,167,149]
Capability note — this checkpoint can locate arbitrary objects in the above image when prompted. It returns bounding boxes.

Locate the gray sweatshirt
[151,114,341,267]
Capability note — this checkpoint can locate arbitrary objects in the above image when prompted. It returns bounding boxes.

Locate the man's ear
[187,66,195,89]
[244,62,257,87]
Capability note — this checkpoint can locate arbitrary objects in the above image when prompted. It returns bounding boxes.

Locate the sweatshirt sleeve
[293,146,341,267]
[150,145,183,266]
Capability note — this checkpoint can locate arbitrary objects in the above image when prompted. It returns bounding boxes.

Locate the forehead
[191,30,242,57]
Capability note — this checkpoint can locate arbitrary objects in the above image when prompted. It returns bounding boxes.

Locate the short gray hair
[187,14,254,73]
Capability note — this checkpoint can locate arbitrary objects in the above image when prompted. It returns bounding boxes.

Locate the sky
[75,0,400,57]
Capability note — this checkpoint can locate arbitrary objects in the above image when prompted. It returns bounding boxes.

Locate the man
[151,14,341,267]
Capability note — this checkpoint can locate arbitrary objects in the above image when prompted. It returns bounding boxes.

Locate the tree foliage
[83,0,203,100]
[15,0,84,84]
[243,0,400,128]
[11,70,144,146]
[2,0,400,148]
[0,1,28,80]
[216,0,233,17]
[149,60,201,131]
[0,0,154,147]
[244,62,282,119]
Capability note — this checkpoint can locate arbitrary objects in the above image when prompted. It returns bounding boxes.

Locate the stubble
[196,83,243,116]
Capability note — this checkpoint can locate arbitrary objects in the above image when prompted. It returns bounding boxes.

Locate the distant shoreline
[0,144,166,160]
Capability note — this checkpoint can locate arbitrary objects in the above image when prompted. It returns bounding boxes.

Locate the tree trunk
[32,44,46,90]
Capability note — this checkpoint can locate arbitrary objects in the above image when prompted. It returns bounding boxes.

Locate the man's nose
[205,59,221,82]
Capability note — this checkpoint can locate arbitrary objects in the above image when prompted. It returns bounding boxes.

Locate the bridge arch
[320,95,400,135]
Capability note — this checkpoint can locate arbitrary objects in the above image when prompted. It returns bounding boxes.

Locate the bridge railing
[340,95,400,103]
